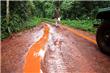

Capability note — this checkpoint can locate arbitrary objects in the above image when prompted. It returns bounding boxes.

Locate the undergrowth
[1,17,41,40]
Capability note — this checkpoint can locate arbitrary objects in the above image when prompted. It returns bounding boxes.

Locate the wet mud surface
[1,23,110,73]
[1,24,43,73]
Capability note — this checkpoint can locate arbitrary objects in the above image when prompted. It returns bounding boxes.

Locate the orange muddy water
[24,24,49,73]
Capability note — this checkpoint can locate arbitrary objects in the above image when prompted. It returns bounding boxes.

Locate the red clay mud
[1,23,110,73]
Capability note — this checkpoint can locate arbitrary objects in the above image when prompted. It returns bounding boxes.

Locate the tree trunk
[6,0,11,34]
[54,1,61,19]
[6,0,9,24]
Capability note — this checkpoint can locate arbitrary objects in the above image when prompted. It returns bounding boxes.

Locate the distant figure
[56,16,61,26]
[54,8,61,26]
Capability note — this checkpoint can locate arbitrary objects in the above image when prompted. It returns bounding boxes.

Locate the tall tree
[6,0,9,24]
[6,0,11,34]
[53,1,62,18]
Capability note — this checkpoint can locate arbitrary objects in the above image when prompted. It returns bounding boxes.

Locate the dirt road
[1,23,110,73]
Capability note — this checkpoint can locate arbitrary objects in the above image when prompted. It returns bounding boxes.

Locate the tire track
[41,25,67,73]
[24,24,49,73]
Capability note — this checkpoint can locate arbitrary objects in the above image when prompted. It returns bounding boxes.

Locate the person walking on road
[54,7,61,26]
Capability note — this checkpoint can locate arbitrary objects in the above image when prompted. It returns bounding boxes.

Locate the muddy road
[1,23,110,73]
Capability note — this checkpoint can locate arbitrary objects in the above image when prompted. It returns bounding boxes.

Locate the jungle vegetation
[1,1,110,39]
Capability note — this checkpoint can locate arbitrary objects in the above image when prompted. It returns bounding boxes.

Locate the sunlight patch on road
[35,28,44,42]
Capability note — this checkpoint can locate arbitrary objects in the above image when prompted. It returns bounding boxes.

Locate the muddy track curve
[1,23,110,73]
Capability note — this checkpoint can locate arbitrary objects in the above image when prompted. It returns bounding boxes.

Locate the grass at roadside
[41,18,55,25]
[41,18,96,34]
[1,17,41,40]
[62,19,96,34]
[23,17,41,29]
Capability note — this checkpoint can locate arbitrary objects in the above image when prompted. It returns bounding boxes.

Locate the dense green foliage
[1,1,110,40]
[62,19,97,34]
[1,16,41,39]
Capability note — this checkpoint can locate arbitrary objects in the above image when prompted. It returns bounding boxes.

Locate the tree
[53,1,62,18]
[6,0,12,34]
